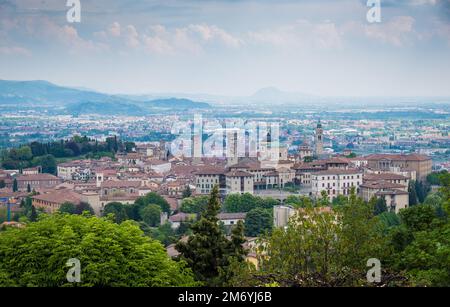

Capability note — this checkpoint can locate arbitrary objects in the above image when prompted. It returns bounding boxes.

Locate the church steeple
[315,120,323,156]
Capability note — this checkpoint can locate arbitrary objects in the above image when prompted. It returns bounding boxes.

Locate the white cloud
[363,16,415,47]
[124,25,139,48]
[248,19,343,49]
[108,22,121,37]
[0,46,31,56]
[101,22,242,55]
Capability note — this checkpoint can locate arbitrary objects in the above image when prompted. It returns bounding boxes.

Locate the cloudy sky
[1,0,450,97]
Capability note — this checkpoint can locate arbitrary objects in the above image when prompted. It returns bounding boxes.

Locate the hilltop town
[0,121,436,234]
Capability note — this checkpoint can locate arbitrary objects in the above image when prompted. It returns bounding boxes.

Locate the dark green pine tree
[12,178,18,192]
[227,220,247,260]
[182,185,192,198]
[176,185,230,286]
[408,180,418,206]
[27,183,31,193]
[374,196,388,215]
[29,205,38,222]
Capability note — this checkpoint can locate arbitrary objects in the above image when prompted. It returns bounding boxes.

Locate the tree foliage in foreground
[0,214,197,287]
[176,185,246,286]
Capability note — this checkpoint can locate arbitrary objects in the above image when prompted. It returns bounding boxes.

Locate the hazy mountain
[66,101,145,116]
[0,80,211,114]
[247,87,314,104]
[145,98,210,109]
[0,79,123,105]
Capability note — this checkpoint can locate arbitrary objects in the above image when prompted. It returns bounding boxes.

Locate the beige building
[365,154,432,182]
[32,189,98,213]
[195,168,224,195]
[311,169,363,201]
[360,181,409,213]
[363,173,410,187]
[225,170,254,194]
[10,174,63,191]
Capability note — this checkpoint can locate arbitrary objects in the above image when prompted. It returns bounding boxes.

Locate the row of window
[318,175,360,180]
[319,181,361,188]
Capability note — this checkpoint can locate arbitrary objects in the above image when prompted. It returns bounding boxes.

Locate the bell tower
[315,120,323,156]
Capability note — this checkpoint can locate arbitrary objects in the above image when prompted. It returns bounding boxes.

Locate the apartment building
[225,170,254,194]
[311,169,363,201]
[365,154,432,182]
[360,181,409,213]
[195,167,225,195]
[8,174,63,191]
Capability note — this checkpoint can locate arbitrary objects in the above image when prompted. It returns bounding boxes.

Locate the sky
[1,0,450,97]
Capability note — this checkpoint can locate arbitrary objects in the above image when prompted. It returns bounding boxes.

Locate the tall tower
[315,120,323,156]
[226,129,239,167]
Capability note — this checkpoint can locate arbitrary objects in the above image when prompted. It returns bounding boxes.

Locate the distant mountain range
[0,80,211,115]
[1,80,448,114]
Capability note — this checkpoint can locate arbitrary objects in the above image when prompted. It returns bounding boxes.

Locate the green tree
[223,193,258,212]
[408,181,418,206]
[231,194,399,287]
[317,190,330,207]
[29,205,38,222]
[415,180,429,204]
[399,204,436,232]
[180,196,209,214]
[397,223,450,286]
[74,202,94,215]
[260,205,345,286]
[182,185,192,198]
[140,204,162,227]
[12,179,18,192]
[135,192,171,214]
[422,193,443,208]
[244,208,273,237]
[59,202,77,214]
[0,180,5,189]
[331,195,348,207]
[176,185,238,286]
[103,202,128,224]
[426,170,447,185]
[223,193,278,213]
[149,223,177,246]
[374,196,388,215]
[285,195,313,208]
[27,183,31,193]
[37,154,57,175]
[0,214,197,287]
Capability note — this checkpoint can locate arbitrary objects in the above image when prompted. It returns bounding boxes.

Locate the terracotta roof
[375,189,409,196]
[312,169,362,176]
[264,171,279,177]
[32,190,82,205]
[163,195,180,211]
[100,180,141,188]
[360,181,406,189]
[217,212,247,220]
[365,154,431,162]
[364,173,409,181]
[325,157,350,164]
[225,170,253,177]
[169,212,196,222]
[16,174,61,181]
[195,167,225,175]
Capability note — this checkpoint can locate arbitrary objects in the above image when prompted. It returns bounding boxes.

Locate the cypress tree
[408,181,418,206]
[12,178,18,192]
[176,185,229,286]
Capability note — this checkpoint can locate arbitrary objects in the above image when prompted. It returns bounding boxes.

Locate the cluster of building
[0,122,433,230]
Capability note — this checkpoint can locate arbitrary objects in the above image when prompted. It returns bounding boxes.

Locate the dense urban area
[0,103,449,287]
